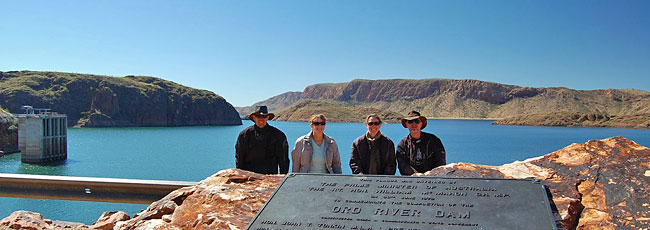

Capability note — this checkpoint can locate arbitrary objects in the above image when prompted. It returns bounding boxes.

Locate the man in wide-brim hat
[400,111,428,129]
[235,106,289,174]
[396,111,446,175]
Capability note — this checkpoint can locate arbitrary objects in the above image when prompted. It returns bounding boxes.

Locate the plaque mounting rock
[247,174,558,230]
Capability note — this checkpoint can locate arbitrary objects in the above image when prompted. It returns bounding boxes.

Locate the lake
[1,120,648,224]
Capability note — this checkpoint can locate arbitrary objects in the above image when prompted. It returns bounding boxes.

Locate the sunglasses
[367,121,381,126]
[254,114,269,118]
[407,119,421,124]
[312,122,326,126]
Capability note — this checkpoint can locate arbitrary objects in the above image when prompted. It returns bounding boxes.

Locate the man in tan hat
[396,111,446,175]
[235,105,289,174]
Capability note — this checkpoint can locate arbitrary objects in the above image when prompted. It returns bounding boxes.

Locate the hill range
[0,71,242,127]
[237,79,650,128]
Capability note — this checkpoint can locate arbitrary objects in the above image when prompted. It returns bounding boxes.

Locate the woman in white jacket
[291,114,342,174]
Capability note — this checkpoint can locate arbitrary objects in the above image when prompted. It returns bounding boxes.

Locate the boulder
[0,211,87,230]
[421,136,649,230]
[116,169,283,230]
[89,211,130,230]
[0,211,50,230]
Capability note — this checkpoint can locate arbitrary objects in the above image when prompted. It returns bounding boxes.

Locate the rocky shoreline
[493,112,650,129]
[2,136,649,230]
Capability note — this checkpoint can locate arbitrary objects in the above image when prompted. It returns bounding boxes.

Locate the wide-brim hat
[400,111,427,129]
[249,105,275,120]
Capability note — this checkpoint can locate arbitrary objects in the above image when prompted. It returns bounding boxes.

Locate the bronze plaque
[247,174,559,230]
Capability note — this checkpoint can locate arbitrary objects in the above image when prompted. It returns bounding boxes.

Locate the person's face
[310,118,326,136]
[366,117,381,137]
[406,119,422,136]
[251,114,269,128]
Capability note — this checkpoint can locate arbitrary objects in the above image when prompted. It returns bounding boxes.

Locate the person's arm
[291,138,302,172]
[432,137,446,168]
[277,132,290,174]
[235,131,246,169]
[331,140,343,174]
[349,139,363,174]
[396,140,416,176]
[384,139,397,175]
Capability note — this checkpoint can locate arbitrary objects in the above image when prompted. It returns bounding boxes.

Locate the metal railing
[0,173,197,204]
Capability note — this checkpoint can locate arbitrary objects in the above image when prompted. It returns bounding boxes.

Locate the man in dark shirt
[350,114,396,175]
[396,111,446,175]
[235,106,289,174]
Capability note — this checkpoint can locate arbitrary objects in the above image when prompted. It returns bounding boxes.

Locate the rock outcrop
[0,211,87,229]
[421,136,649,229]
[239,78,650,126]
[2,137,648,229]
[0,71,242,127]
[0,109,18,154]
[90,211,130,230]
[115,169,283,230]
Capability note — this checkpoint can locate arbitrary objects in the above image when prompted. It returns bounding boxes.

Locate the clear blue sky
[1,0,649,107]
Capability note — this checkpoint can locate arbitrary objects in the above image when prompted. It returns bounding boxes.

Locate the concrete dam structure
[16,106,67,163]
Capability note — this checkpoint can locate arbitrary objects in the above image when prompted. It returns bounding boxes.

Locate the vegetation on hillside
[0,71,241,127]
[0,71,224,102]
[273,100,402,123]
[241,78,650,128]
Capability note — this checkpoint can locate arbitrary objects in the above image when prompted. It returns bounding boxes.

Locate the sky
[1,0,649,107]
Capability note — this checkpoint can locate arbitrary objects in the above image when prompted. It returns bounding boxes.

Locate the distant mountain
[240,78,650,127]
[0,71,242,127]
[272,100,402,123]
[236,91,302,116]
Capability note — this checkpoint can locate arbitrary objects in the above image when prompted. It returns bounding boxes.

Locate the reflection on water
[1,153,69,176]
[16,160,68,176]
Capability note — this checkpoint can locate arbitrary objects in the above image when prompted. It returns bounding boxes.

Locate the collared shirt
[366,132,382,174]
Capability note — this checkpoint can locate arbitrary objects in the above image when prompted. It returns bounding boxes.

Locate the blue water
[1,120,648,224]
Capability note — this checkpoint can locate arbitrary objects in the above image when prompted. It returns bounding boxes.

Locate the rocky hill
[237,79,650,127]
[272,100,402,122]
[0,108,18,155]
[0,71,242,127]
[2,137,647,229]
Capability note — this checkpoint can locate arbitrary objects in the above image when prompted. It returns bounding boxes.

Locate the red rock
[424,136,649,230]
[90,211,130,230]
[0,211,49,230]
[2,137,648,230]
[116,169,283,230]
[0,211,87,230]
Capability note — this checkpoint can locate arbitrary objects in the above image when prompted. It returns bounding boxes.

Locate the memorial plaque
[247,174,558,230]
